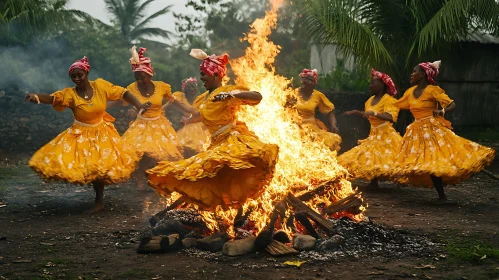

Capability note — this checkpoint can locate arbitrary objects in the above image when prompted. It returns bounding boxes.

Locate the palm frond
[300,0,393,70]
[129,27,172,41]
[133,4,172,33]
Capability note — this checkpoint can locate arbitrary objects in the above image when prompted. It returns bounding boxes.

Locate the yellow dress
[120,81,183,162]
[294,89,342,151]
[392,85,495,186]
[173,91,210,156]
[29,79,138,185]
[147,85,279,210]
[338,94,403,181]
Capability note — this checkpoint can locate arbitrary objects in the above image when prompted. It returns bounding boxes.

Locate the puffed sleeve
[96,78,127,101]
[383,96,400,122]
[316,91,335,114]
[159,82,173,101]
[50,88,73,112]
[431,85,454,108]
[394,87,412,110]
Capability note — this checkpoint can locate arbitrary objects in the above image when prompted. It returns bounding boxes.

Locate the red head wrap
[371,69,397,95]
[130,46,154,76]
[181,77,198,92]
[418,60,441,85]
[299,68,319,84]
[190,49,229,78]
[68,56,91,76]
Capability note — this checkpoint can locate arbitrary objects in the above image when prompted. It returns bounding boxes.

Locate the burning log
[296,179,342,201]
[265,240,298,256]
[286,193,334,232]
[323,191,363,215]
[294,213,319,239]
[137,234,181,254]
[149,197,186,226]
[255,207,281,249]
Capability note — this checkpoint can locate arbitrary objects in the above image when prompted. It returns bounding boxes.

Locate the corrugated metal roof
[463,31,499,44]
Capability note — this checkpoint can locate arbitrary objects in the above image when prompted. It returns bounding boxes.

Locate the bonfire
[139,0,366,255]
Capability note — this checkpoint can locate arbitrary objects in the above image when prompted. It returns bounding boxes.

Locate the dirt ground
[0,153,498,280]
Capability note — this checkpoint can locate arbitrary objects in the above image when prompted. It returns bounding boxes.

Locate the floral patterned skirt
[390,117,495,186]
[29,121,138,185]
[302,119,341,152]
[177,122,210,156]
[121,115,183,162]
[338,122,404,182]
[146,124,279,210]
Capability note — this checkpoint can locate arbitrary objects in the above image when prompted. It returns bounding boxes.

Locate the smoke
[0,39,75,92]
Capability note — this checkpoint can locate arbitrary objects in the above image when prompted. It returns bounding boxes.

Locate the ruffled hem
[121,116,183,162]
[147,128,279,210]
[302,122,341,152]
[29,121,138,185]
[390,118,496,186]
[338,125,405,182]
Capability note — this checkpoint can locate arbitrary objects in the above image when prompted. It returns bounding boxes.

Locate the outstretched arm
[212,91,262,105]
[364,111,394,122]
[25,93,53,104]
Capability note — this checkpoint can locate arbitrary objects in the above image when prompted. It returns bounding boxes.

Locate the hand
[433,109,444,117]
[212,92,234,102]
[25,94,40,104]
[331,125,339,134]
[344,110,361,116]
[364,110,376,117]
[285,95,298,108]
[180,114,193,125]
[136,102,152,113]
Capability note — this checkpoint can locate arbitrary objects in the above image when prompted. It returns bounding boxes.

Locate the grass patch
[439,233,499,264]
[0,164,40,186]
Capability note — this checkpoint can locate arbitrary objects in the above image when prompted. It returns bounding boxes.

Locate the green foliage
[317,59,369,92]
[104,0,173,44]
[439,233,499,264]
[0,0,94,46]
[300,0,499,87]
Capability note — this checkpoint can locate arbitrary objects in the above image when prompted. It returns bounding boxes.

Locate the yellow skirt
[146,124,279,210]
[338,122,404,181]
[392,117,495,186]
[302,119,341,152]
[29,121,138,185]
[121,116,183,162]
[177,122,210,156]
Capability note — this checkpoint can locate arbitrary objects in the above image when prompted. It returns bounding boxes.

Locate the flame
[199,2,364,233]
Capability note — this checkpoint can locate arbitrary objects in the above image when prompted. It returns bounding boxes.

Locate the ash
[301,218,439,262]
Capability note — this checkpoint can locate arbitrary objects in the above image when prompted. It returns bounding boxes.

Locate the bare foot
[85,201,104,213]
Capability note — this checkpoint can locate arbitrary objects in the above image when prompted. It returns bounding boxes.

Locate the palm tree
[300,0,499,86]
[104,0,173,44]
[0,0,93,46]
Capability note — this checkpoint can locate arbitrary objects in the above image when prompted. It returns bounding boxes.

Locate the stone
[222,236,256,256]
[293,234,316,251]
[197,232,230,252]
[319,235,344,251]
[182,238,198,249]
